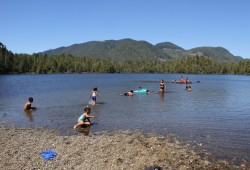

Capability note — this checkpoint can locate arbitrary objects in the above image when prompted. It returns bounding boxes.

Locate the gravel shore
[0,125,249,170]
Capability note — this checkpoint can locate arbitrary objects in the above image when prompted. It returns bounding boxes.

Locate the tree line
[1,42,250,74]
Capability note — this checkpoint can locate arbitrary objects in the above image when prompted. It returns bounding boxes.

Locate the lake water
[0,73,250,163]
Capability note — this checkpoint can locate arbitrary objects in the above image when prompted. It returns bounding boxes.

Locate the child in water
[186,86,192,91]
[24,97,37,111]
[73,106,95,129]
[89,87,99,105]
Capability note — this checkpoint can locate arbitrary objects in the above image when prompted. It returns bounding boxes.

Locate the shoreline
[0,125,249,169]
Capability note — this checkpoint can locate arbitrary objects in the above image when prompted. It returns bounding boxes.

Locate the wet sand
[0,124,249,170]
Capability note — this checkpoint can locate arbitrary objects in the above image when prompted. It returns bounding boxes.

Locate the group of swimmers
[122,80,166,96]
[74,81,166,129]
[23,87,99,129]
[181,76,192,91]
[24,79,191,130]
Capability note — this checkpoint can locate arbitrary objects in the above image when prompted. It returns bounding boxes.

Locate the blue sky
[1,0,250,58]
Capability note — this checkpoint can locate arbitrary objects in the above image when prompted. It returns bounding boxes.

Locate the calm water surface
[0,73,250,162]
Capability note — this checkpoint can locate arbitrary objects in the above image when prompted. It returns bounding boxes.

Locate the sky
[1,0,250,58]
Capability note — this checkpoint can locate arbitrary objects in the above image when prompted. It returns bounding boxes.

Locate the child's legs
[74,120,84,128]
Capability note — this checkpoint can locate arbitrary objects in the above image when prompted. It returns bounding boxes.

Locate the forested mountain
[155,42,184,51]
[189,47,242,62]
[155,42,189,59]
[42,39,171,60]
[41,39,243,62]
[155,42,242,62]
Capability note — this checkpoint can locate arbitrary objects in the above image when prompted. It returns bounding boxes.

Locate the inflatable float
[172,80,192,84]
[133,88,148,93]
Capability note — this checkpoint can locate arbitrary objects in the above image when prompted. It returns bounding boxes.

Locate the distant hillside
[41,39,243,62]
[155,42,189,59]
[188,47,242,62]
[155,42,242,62]
[41,39,171,60]
[155,42,184,51]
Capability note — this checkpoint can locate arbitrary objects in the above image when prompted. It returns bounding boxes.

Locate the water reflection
[24,110,33,122]
[159,91,165,102]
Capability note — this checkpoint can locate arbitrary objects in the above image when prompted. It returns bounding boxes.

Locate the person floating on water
[122,90,134,96]
[89,87,99,105]
[159,80,166,93]
[73,105,95,129]
[24,97,37,111]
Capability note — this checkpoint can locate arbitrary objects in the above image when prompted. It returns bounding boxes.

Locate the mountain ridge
[41,39,242,62]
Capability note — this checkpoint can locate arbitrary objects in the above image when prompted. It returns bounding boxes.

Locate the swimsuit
[78,114,87,121]
[160,83,165,90]
[91,91,97,101]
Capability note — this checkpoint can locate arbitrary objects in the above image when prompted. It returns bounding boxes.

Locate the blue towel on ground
[40,150,57,160]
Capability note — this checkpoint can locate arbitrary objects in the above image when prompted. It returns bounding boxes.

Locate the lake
[0,73,250,163]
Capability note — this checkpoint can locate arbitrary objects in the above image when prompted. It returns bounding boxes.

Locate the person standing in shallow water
[89,87,99,105]
[159,80,166,93]
[24,97,37,111]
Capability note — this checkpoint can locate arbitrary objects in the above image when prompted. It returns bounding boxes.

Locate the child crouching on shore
[73,106,95,129]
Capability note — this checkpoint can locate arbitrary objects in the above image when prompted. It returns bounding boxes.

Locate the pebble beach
[0,124,249,170]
